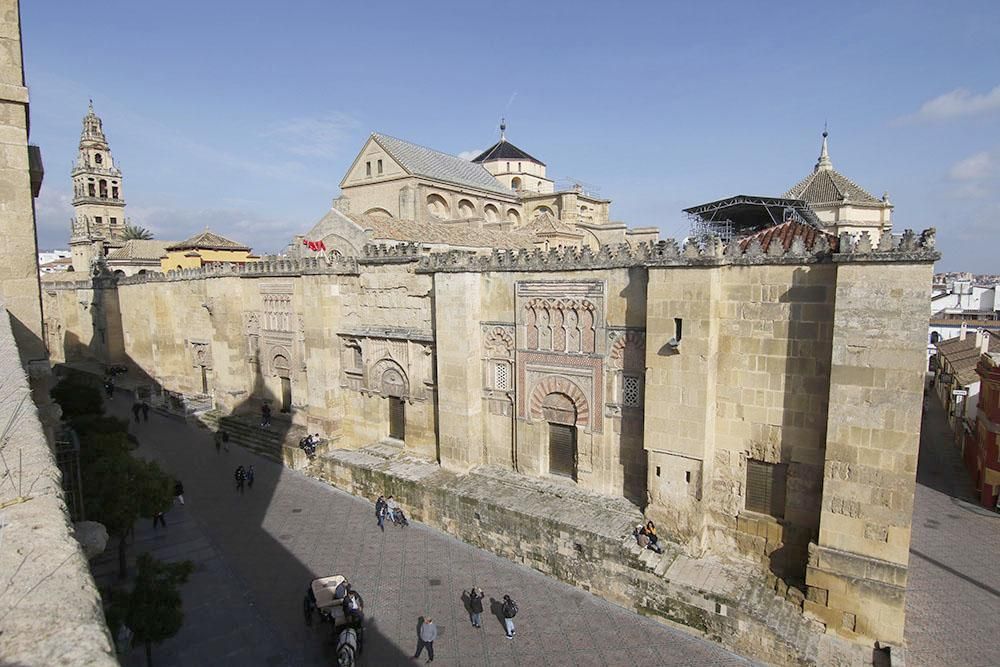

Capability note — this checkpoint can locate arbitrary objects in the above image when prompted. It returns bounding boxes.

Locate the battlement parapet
[414,228,939,273]
[359,242,422,264]
[115,256,360,286]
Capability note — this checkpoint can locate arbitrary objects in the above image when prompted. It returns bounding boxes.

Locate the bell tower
[69,101,126,272]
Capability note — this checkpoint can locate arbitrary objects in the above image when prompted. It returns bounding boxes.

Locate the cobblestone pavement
[904,389,1000,667]
[108,398,756,667]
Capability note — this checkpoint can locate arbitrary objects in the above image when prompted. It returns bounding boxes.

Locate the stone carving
[524,298,597,354]
[189,340,212,369]
[608,330,645,371]
[483,325,514,359]
[528,375,590,428]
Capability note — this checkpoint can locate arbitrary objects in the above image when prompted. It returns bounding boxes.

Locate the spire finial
[88,99,94,114]
[500,117,506,141]
[815,125,832,172]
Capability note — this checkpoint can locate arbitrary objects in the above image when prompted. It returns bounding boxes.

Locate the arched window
[458,199,476,218]
[483,204,499,223]
[426,193,450,219]
[507,208,521,225]
[511,177,522,190]
[88,182,96,197]
[94,153,103,165]
[99,180,108,199]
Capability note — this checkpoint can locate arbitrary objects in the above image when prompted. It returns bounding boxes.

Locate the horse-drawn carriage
[307,575,363,666]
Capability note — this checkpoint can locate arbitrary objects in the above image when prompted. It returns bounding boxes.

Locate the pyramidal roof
[783,132,885,206]
[371,133,512,196]
[166,230,250,252]
[472,139,544,166]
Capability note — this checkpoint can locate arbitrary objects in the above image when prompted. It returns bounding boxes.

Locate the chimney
[975,328,983,349]
[982,331,991,355]
[959,322,967,341]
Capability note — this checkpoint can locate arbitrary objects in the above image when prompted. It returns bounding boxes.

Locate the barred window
[494,362,510,390]
[745,460,787,518]
[622,375,641,407]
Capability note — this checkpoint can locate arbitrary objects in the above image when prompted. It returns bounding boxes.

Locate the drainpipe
[509,393,519,473]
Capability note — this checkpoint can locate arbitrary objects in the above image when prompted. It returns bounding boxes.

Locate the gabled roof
[522,211,582,238]
[105,239,175,262]
[166,230,250,252]
[738,220,839,252]
[356,213,536,249]
[472,139,545,166]
[783,132,885,206]
[371,133,512,197]
[937,334,999,386]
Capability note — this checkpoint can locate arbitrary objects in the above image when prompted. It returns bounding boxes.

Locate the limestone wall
[0,304,117,665]
[0,0,45,369]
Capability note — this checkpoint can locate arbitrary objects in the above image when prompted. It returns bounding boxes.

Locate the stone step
[653,555,671,577]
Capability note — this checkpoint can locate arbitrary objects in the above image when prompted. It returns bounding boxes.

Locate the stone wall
[0,303,117,665]
[0,0,46,370]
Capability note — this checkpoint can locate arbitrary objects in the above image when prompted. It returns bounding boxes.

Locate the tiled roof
[372,133,513,197]
[105,239,175,262]
[472,139,545,166]
[783,168,882,206]
[738,220,839,252]
[937,334,999,385]
[523,212,582,238]
[166,230,250,252]
[353,213,535,249]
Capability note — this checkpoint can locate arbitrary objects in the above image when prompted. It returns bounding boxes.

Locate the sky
[21,1,1000,272]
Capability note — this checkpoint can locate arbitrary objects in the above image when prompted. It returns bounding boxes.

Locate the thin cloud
[264,113,361,158]
[948,151,992,181]
[457,148,483,161]
[901,85,1000,123]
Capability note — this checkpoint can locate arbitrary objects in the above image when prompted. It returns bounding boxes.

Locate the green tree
[83,451,174,579]
[50,376,104,419]
[123,223,154,240]
[121,554,194,666]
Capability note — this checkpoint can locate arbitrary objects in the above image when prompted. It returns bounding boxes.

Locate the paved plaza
[101,397,756,666]
[904,389,1000,667]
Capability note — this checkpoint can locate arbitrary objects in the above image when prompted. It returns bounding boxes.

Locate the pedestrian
[141,401,150,422]
[214,430,222,454]
[104,379,114,398]
[174,480,185,505]
[303,586,316,627]
[247,465,255,489]
[235,465,246,493]
[501,594,517,638]
[222,430,230,452]
[468,587,485,628]
[152,510,166,529]
[260,403,271,428]
[375,495,387,531]
[131,401,141,421]
[342,584,364,628]
[414,617,437,662]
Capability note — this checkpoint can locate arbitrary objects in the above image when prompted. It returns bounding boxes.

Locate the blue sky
[22,1,1000,272]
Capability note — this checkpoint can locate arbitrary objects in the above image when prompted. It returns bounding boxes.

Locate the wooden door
[389,398,405,441]
[548,422,576,479]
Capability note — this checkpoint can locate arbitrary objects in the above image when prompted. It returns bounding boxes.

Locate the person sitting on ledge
[644,520,664,554]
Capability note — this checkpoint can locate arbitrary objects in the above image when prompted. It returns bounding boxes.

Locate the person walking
[260,403,271,428]
[104,378,114,399]
[247,465,255,489]
[140,401,150,422]
[375,496,387,531]
[214,430,223,454]
[468,587,485,628]
[152,510,166,529]
[414,617,437,662]
[342,584,364,628]
[235,465,246,494]
[131,401,141,422]
[174,480,185,505]
[501,594,517,638]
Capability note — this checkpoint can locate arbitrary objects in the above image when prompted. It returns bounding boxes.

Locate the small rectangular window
[95,216,102,224]
[365,161,371,176]
[377,159,383,175]
[622,375,641,407]
[494,362,510,390]
[674,317,683,342]
[745,460,787,518]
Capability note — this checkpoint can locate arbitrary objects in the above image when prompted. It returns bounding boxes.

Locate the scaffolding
[684,195,821,244]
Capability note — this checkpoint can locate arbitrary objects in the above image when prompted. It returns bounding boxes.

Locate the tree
[123,223,154,240]
[83,450,174,579]
[121,554,194,667]
[50,376,104,419]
